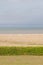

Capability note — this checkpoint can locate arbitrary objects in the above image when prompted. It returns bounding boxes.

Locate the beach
[0,34,43,46]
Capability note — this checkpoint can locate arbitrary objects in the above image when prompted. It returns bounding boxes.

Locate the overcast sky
[0,0,43,26]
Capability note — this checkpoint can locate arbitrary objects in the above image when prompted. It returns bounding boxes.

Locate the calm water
[0,27,43,34]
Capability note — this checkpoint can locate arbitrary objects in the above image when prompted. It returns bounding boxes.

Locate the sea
[0,25,43,34]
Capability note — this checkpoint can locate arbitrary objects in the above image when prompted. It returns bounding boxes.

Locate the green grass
[0,47,43,55]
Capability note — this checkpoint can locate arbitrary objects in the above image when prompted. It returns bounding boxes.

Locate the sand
[0,34,43,46]
[0,56,43,65]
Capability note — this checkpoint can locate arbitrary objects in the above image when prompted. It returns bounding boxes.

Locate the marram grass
[0,47,43,55]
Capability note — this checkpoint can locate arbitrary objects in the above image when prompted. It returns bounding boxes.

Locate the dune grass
[0,47,43,55]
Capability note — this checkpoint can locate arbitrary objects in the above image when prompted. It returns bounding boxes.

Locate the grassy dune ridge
[0,47,43,55]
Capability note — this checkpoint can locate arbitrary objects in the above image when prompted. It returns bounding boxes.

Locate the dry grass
[0,56,43,65]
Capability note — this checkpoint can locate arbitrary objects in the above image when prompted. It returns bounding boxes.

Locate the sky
[0,0,43,27]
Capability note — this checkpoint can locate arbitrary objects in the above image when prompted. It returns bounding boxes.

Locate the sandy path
[0,34,43,46]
